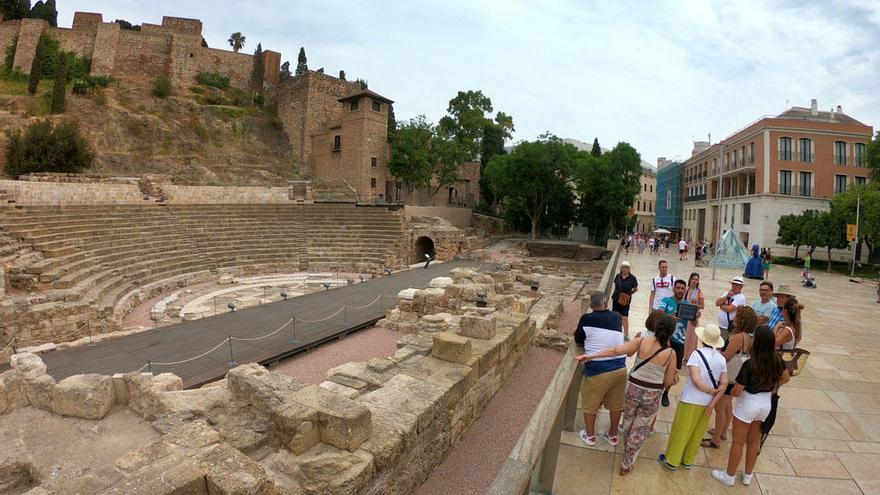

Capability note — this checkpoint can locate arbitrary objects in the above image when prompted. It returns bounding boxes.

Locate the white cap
[621,261,631,268]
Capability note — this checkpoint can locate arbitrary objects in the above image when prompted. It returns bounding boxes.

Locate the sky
[61,0,880,168]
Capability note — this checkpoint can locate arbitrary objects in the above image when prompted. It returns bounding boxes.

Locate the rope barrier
[136,362,150,372]
[230,318,293,342]
[295,305,346,324]
[346,294,383,310]
[148,337,230,366]
[1,337,15,352]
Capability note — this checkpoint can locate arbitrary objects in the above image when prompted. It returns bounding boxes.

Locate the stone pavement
[555,249,880,494]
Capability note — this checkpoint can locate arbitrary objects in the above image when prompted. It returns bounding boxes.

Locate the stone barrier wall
[404,206,473,228]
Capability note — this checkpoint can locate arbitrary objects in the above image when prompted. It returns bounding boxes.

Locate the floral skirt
[621,381,662,469]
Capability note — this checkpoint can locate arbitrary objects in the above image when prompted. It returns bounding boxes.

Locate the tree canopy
[295,47,308,76]
[591,137,601,157]
[864,131,880,181]
[250,43,264,101]
[437,90,513,162]
[228,32,246,53]
[1,0,56,26]
[573,142,642,241]
[831,182,880,263]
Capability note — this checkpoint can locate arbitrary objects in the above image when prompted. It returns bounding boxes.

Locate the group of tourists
[576,257,804,485]
[624,233,667,256]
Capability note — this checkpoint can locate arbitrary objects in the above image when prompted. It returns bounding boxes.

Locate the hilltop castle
[0,12,404,202]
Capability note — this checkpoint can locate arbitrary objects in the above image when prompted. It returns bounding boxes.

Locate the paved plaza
[556,249,880,494]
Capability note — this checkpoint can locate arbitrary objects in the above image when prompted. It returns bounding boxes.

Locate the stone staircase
[0,203,405,346]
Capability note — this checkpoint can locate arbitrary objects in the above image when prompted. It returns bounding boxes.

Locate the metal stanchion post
[147,361,153,374]
[226,337,238,368]
[342,303,348,330]
[290,316,300,345]
[87,322,95,346]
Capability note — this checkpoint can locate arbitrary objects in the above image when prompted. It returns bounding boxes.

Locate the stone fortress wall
[0,12,281,90]
[0,259,591,494]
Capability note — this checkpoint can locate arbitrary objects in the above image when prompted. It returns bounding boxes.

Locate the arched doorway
[414,236,436,263]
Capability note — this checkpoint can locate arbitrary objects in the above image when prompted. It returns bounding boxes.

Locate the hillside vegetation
[0,76,298,186]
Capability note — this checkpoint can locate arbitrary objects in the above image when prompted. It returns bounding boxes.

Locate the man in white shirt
[678,239,688,261]
[649,259,675,310]
[715,277,747,342]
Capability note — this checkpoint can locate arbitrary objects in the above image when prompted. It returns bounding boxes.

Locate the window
[650,185,653,192]
[733,149,738,168]
[779,137,792,161]
[799,171,812,197]
[779,170,792,195]
[724,205,728,224]
[666,190,672,209]
[643,183,647,192]
[749,142,755,163]
[372,100,381,112]
[350,100,359,111]
[855,176,867,187]
[741,145,746,165]
[742,203,751,225]
[855,143,866,167]
[371,178,377,188]
[798,138,812,162]
[834,141,847,165]
[649,202,652,212]
[371,157,377,168]
[333,135,341,151]
[731,204,736,224]
[834,174,848,194]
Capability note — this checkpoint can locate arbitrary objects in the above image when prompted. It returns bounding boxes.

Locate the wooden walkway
[36,260,485,388]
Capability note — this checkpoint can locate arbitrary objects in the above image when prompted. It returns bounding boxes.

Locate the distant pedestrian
[715,277,747,343]
[712,325,789,487]
[612,261,639,340]
[576,316,678,476]
[638,237,646,255]
[801,253,811,281]
[574,291,627,447]
[658,324,727,471]
[648,237,655,255]
[679,238,687,261]
[649,259,675,311]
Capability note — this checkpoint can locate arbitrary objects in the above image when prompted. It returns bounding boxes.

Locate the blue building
[655,158,682,237]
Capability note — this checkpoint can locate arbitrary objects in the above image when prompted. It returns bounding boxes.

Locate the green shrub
[94,90,107,106]
[200,93,229,105]
[50,54,67,114]
[229,87,251,107]
[217,106,246,119]
[71,78,90,95]
[151,76,172,98]
[88,75,113,88]
[190,85,204,94]
[193,123,207,138]
[4,39,17,74]
[196,72,230,90]
[24,93,50,116]
[5,120,94,176]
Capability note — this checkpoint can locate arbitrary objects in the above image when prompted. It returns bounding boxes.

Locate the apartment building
[655,157,683,238]
[634,164,657,233]
[679,99,872,260]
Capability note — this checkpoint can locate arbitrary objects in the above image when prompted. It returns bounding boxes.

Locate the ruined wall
[113,29,171,79]
[0,22,19,55]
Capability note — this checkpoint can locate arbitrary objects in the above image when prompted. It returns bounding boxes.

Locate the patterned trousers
[621,382,663,470]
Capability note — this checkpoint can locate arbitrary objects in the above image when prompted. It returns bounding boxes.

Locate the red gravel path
[272,324,401,385]
[415,299,581,495]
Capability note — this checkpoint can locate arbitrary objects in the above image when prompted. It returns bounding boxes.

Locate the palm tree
[228,32,246,53]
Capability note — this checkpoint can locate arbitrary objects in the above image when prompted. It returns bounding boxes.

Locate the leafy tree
[295,47,308,76]
[479,123,505,208]
[114,19,141,31]
[5,119,94,176]
[864,131,880,181]
[387,115,435,198]
[776,213,805,258]
[228,32,246,53]
[49,51,66,113]
[484,135,578,238]
[815,211,849,271]
[0,0,30,21]
[27,32,44,94]
[437,90,513,161]
[28,0,55,26]
[280,61,291,79]
[338,70,345,80]
[574,142,642,241]
[591,137,601,157]
[386,103,396,139]
[250,43,264,102]
[832,183,880,263]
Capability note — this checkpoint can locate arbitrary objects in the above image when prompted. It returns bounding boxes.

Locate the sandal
[619,466,632,476]
[701,438,721,448]
[707,429,728,441]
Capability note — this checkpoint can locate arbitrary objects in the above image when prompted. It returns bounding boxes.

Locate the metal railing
[487,241,622,495]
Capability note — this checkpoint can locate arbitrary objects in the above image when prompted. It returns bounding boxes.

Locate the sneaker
[712,469,736,487]
[578,429,596,446]
[598,431,619,446]
[661,391,670,407]
[657,454,676,471]
[681,463,693,470]
[742,473,753,486]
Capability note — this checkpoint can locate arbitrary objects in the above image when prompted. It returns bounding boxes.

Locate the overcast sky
[62,1,879,167]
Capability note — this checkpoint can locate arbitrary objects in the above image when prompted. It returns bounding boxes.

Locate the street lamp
[227,302,236,312]
[280,291,288,300]
[322,282,331,291]
[476,290,487,308]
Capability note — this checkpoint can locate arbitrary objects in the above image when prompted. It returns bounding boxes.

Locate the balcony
[684,193,707,203]
[834,155,858,166]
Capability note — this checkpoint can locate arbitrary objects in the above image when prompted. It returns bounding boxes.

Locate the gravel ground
[272,324,401,384]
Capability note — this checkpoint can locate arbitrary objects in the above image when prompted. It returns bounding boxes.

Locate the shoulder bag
[695,349,719,389]
[778,347,810,377]
[615,275,631,306]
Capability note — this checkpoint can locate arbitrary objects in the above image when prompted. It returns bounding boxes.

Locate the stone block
[114,441,176,473]
[427,276,453,288]
[432,332,472,364]
[327,361,395,389]
[198,443,279,495]
[227,363,303,414]
[459,314,497,340]
[162,419,221,449]
[356,374,446,437]
[101,456,207,494]
[449,267,478,281]
[269,400,320,455]
[444,283,482,303]
[25,374,55,411]
[10,352,46,380]
[360,415,406,471]
[293,444,375,495]
[0,370,28,411]
[327,374,368,391]
[366,358,395,373]
[111,373,129,404]
[124,372,184,420]
[290,385,372,452]
[397,288,417,300]
[397,334,433,353]
[400,356,478,407]
[320,380,360,399]
[52,373,116,419]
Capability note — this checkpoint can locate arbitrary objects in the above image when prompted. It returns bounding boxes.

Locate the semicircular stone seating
[0,203,404,346]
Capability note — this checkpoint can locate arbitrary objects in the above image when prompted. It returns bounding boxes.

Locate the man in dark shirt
[574,291,627,447]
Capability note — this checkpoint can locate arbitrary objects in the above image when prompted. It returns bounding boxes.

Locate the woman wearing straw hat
[612,261,639,340]
[658,324,728,470]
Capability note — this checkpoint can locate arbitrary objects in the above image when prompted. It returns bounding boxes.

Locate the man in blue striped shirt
[574,291,626,447]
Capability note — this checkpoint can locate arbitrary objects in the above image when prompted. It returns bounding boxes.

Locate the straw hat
[773,284,795,297]
[695,324,725,349]
[730,276,744,285]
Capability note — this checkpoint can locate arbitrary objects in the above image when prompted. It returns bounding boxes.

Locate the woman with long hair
[683,272,705,360]
[774,297,803,350]
[704,306,757,448]
[576,316,678,475]
[712,325,790,486]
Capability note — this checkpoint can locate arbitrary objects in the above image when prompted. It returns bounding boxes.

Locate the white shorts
[733,391,772,423]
